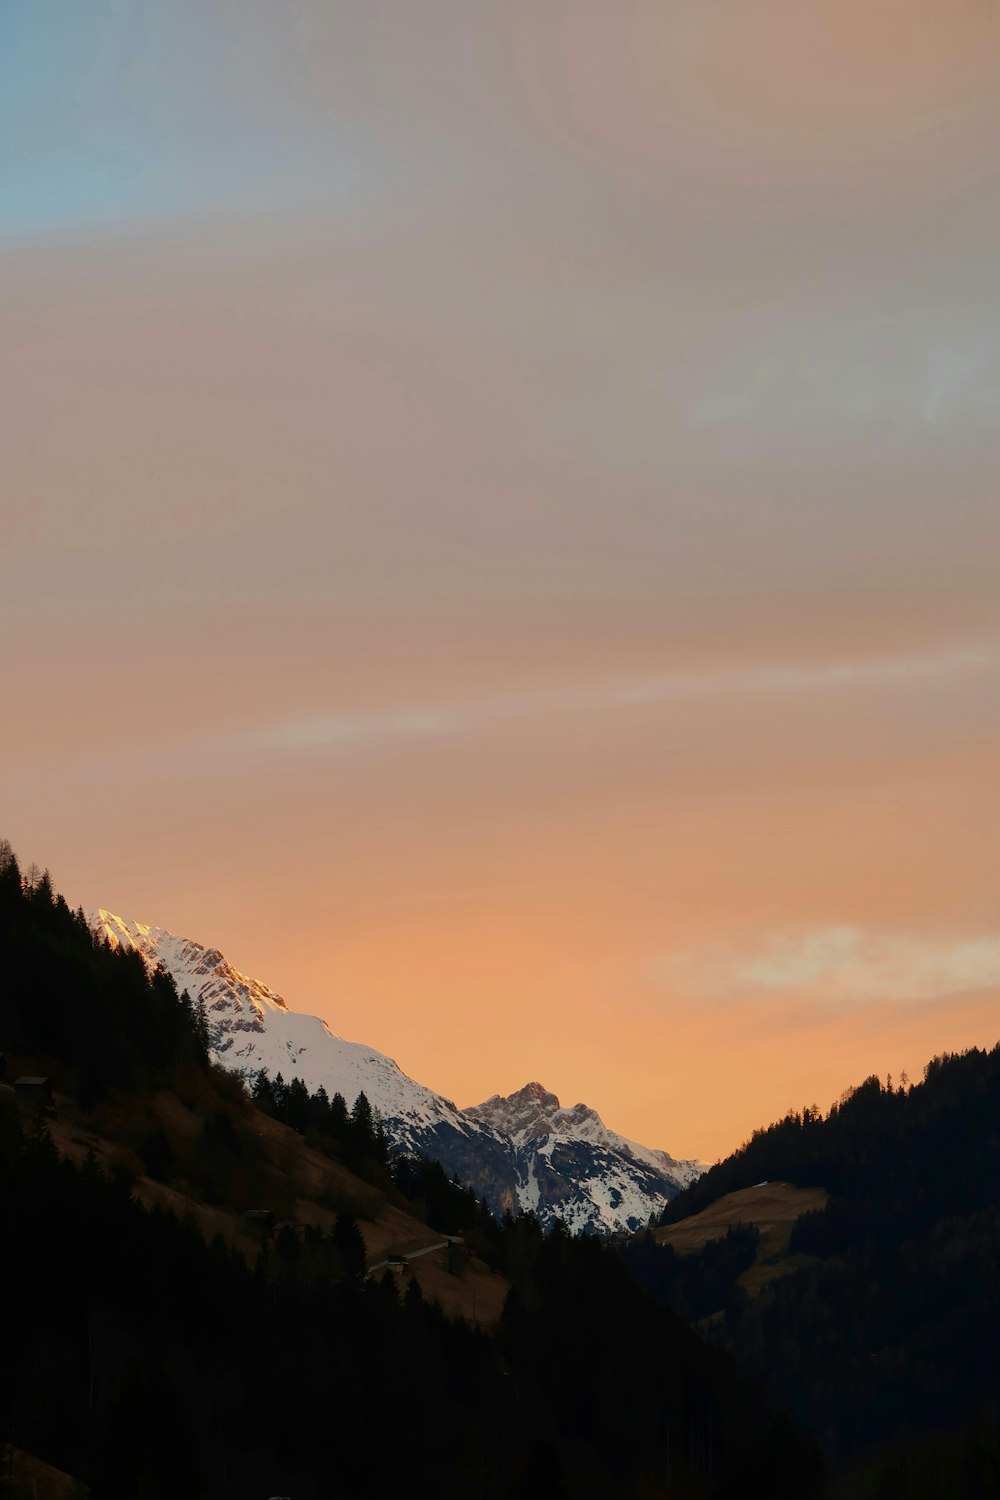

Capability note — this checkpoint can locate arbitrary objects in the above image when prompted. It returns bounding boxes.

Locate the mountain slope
[91,911,702,1231]
[624,1046,1000,1491]
[465,1082,703,1232]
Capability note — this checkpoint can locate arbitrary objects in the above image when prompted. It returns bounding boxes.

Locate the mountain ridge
[91,908,703,1231]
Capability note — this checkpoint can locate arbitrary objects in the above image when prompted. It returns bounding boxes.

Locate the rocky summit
[92,911,703,1232]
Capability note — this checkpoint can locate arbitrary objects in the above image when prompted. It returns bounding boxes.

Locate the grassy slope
[0,1074,508,1328]
[654,1181,829,1296]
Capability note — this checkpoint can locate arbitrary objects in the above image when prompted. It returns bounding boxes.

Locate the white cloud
[740,926,863,988]
[736,927,1000,1004]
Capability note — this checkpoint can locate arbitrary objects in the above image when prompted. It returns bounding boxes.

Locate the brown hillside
[1,1076,508,1328]
[3,1446,87,1499]
[654,1180,828,1295]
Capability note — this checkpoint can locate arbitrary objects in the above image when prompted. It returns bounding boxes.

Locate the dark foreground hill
[621,1045,1000,1498]
[0,844,818,1499]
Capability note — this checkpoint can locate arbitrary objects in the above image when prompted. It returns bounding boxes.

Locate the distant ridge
[91,910,703,1231]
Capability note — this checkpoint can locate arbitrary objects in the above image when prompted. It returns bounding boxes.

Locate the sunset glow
[3,1,999,1161]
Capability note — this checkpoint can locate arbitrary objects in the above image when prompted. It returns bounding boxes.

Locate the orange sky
[3,1,999,1160]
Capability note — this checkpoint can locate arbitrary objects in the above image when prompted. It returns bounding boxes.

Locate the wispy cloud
[263,710,458,751]
[253,644,994,757]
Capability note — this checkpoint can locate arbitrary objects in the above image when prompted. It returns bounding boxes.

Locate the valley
[91,910,703,1233]
[2,848,997,1498]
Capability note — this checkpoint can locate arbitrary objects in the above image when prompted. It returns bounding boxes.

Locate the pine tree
[311,1084,330,1132]
[194,996,211,1064]
[286,1076,310,1132]
[251,1068,276,1114]
[332,1211,366,1279]
[350,1090,375,1139]
[271,1072,288,1122]
[329,1090,349,1135]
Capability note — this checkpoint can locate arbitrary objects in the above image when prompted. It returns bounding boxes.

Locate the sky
[3,0,999,1161]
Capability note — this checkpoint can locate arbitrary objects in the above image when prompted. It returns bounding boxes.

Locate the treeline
[0,836,499,1244]
[621,1224,759,1323]
[248,1067,500,1244]
[661,1049,998,1228]
[0,1103,820,1499]
[0,1102,500,1500]
[0,844,824,1497]
[391,1152,497,1242]
[0,840,210,1104]
[249,1068,390,1174]
[643,1046,1000,1495]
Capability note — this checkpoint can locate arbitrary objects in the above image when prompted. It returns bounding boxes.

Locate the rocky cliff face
[457,1082,704,1232]
[92,911,703,1232]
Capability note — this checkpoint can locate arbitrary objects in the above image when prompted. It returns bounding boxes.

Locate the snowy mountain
[91,911,703,1232]
[91,911,492,1158]
[466,1083,703,1232]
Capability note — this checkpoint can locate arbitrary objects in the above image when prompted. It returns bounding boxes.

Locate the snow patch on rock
[90,911,704,1232]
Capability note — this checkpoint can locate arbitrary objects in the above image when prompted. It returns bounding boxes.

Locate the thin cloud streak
[23,638,993,788]
[255,644,995,757]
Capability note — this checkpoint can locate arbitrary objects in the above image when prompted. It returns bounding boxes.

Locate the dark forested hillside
[0,845,819,1499]
[661,1048,999,1229]
[9,838,994,1496]
[633,1046,1000,1497]
[0,1102,825,1500]
[0,841,211,1104]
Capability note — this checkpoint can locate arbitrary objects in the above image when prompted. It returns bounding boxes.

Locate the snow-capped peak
[466,1083,704,1190]
[89,910,471,1147]
[94,909,289,1018]
[89,910,703,1231]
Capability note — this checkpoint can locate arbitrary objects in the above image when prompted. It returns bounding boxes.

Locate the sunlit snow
[91,911,703,1232]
